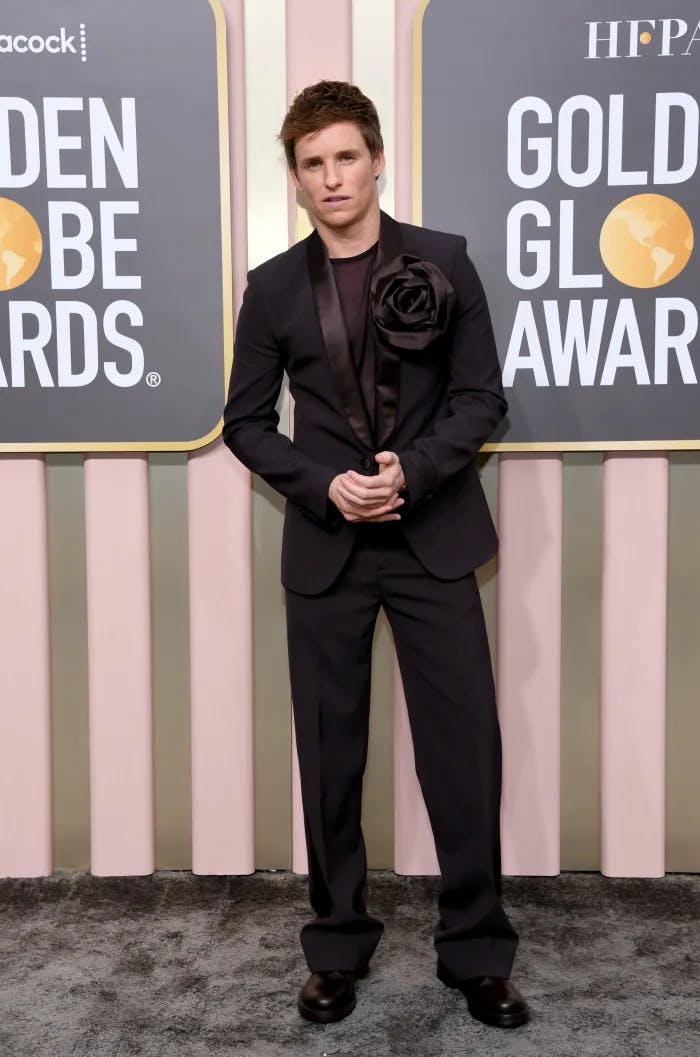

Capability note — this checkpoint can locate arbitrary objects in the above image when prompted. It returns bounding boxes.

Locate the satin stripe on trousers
[285,520,519,978]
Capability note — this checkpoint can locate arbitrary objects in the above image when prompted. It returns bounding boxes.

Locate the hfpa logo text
[586,18,700,58]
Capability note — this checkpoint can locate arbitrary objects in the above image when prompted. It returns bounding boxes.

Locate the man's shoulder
[245,218,467,288]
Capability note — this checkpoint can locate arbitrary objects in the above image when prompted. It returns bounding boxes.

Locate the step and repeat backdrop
[0,0,697,879]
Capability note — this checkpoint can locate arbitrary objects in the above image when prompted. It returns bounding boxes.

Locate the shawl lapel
[373,210,403,449]
[306,209,403,451]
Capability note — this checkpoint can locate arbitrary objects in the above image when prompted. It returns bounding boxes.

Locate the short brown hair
[279,80,383,172]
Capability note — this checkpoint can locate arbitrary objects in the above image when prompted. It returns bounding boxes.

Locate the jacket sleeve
[395,236,507,508]
[222,271,343,529]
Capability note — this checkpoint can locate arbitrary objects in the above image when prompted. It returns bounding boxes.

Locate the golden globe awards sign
[0,0,231,451]
[419,0,699,448]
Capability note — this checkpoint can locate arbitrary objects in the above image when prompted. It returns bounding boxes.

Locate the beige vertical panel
[364,613,394,869]
[352,0,395,219]
[561,453,602,870]
[666,452,700,871]
[245,0,289,271]
[253,480,291,867]
[351,0,396,869]
[244,0,293,867]
[46,455,90,871]
[149,454,191,868]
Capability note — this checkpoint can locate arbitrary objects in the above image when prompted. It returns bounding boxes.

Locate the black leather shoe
[436,959,529,1028]
[297,963,369,1023]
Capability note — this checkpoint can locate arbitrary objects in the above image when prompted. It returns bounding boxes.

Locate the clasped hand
[329,451,406,523]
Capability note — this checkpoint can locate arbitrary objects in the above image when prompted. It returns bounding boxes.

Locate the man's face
[289,120,384,228]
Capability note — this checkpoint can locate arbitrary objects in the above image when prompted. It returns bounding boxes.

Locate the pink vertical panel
[601,455,667,878]
[189,446,253,874]
[394,0,421,209]
[287,0,352,874]
[84,456,153,875]
[0,457,52,877]
[498,453,562,876]
[189,0,254,875]
[285,0,351,95]
[393,0,439,875]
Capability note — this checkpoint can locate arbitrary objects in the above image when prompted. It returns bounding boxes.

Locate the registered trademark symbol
[146,371,161,387]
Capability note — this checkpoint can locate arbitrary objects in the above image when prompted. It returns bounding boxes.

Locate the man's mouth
[324,196,349,202]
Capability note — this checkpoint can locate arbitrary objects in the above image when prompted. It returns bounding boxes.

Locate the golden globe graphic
[0,197,42,291]
[599,194,694,289]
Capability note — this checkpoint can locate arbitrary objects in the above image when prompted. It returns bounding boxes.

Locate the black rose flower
[370,253,456,351]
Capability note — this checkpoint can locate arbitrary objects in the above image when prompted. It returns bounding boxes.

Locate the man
[222,80,529,1030]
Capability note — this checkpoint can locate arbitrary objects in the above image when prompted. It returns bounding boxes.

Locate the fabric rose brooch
[370,253,456,352]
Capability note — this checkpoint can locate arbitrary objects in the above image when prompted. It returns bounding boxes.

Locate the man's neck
[315,202,380,259]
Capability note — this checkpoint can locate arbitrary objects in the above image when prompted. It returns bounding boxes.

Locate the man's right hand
[328,473,404,522]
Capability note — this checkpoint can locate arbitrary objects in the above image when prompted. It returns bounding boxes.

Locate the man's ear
[289,165,301,191]
[372,149,386,180]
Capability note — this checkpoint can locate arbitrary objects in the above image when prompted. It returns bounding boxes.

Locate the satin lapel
[372,210,404,450]
[307,227,374,449]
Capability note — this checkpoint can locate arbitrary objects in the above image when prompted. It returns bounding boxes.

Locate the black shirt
[329,241,379,437]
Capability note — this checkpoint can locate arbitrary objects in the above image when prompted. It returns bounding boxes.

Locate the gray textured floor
[0,870,698,1057]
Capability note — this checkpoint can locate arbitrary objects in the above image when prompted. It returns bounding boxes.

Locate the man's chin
[314,201,366,228]
[321,207,355,225]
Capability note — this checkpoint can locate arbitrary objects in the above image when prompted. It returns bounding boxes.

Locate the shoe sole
[297,964,369,1024]
[436,963,529,1028]
[465,1003,529,1028]
[298,993,357,1024]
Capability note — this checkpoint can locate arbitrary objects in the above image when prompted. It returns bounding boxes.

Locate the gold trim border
[0,0,233,453]
[482,440,700,452]
[411,0,700,453]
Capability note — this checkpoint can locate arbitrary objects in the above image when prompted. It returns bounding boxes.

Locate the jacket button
[361,456,372,470]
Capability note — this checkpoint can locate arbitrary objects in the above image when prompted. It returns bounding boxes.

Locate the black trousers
[285,520,519,979]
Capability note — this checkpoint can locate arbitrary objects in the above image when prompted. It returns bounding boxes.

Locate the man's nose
[324,165,341,187]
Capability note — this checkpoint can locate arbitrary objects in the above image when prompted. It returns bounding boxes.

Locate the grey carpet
[0,870,697,1057]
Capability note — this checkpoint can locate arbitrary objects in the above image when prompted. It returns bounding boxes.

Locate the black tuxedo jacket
[222,209,508,595]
